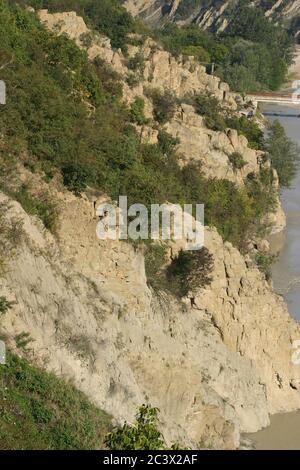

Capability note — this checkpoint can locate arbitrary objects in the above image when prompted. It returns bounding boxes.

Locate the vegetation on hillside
[192,92,264,149]
[145,246,214,296]
[0,352,111,449]
[7,0,146,51]
[155,0,293,92]
[0,1,278,252]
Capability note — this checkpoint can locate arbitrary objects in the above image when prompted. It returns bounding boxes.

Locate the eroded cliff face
[0,8,298,450]
[1,170,300,449]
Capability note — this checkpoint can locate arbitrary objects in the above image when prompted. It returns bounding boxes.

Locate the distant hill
[123,0,300,39]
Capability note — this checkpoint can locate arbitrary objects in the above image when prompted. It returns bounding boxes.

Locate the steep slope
[0,353,111,450]
[1,167,300,449]
[0,4,299,450]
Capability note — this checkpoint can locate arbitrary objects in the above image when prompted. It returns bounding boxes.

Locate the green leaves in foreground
[105,405,182,450]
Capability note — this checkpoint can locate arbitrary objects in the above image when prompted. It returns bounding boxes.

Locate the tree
[265,120,299,188]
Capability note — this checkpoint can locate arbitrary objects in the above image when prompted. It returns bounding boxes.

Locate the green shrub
[182,45,210,63]
[193,94,226,132]
[228,152,246,171]
[0,297,15,315]
[61,163,91,194]
[255,251,276,281]
[130,97,147,125]
[157,130,179,154]
[166,248,214,297]
[105,405,166,450]
[225,115,264,150]
[145,245,213,297]
[127,53,145,72]
[148,89,177,124]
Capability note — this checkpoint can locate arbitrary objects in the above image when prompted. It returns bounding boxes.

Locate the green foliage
[61,163,91,194]
[145,244,213,297]
[0,297,15,315]
[0,352,111,449]
[14,185,58,233]
[15,331,34,351]
[193,94,264,149]
[144,244,168,290]
[182,45,210,63]
[193,94,226,132]
[0,2,279,252]
[11,0,138,50]
[148,89,177,124]
[225,115,264,150]
[105,405,166,450]
[255,251,276,281]
[127,53,145,72]
[166,248,214,297]
[265,120,300,188]
[228,152,246,171]
[130,97,147,125]
[155,2,293,92]
[157,130,179,154]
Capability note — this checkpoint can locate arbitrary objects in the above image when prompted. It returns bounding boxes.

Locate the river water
[246,103,300,449]
[265,103,300,321]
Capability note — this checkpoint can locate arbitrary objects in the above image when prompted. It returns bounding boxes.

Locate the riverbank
[246,411,300,450]
[245,102,300,449]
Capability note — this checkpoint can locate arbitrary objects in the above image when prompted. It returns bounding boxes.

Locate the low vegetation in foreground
[106,405,183,450]
[0,352,112,450]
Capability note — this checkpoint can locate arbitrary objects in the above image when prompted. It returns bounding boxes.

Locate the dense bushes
[61,163,92,194]
[255,251,276,281]
[0,3,278,251]
[155,0,293,92]
[193,93,226,132]
[130,97,147,125]
[0,297,14,315]
[225,115,264,150]
[8,0,139,50]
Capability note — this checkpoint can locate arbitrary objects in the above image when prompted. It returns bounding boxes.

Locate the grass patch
[0,352,112,449]
[14,185,58,233]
